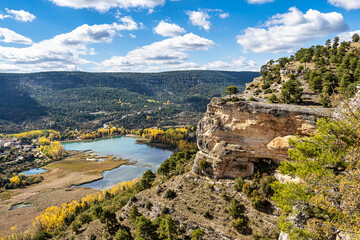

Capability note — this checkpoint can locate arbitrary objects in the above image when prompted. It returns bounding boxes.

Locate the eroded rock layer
[192,98,323,179]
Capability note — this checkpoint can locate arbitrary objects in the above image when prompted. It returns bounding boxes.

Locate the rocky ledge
[192,98,326,179]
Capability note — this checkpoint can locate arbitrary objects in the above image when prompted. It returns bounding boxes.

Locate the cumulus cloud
[0,16,138,72]
[237,7,349,53]
[153,20,186,37]
[247,0,274,4]
[338,30,360,42]
[0,27,33,45]
[201,57,258,71]
[187,10,211,31]
[328,0,360,10]
[5,8,36,22]
[49,0,165,12]
[100,33,214,71]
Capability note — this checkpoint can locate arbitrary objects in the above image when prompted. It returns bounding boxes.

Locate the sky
[0,0,359,73]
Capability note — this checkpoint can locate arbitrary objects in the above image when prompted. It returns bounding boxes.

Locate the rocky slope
[192,97,326,180]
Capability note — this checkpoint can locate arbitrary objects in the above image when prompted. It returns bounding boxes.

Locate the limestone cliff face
[192,98,323,179]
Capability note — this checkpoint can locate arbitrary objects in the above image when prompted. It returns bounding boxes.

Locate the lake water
[21,168,46,176]
[61,137,173,190]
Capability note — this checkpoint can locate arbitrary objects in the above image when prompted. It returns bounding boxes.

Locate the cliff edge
[192,98,325,179]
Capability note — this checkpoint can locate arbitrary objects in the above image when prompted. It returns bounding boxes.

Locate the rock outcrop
[192,98,325,179]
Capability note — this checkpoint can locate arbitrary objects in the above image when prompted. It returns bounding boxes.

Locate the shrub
[70,221,82,233]
[242,182,253,197]
[251,193,270,211]
[33,231,52,240]
[93,206,103,218]
[130,206,142,223]
[234,177,244,192]
[260,176,276,197]
[145,201,153,210]
[79,213,92,224]
[228,198,245,219]
[164,189,177,200]
[268,94,279,103]
[130,195,137,202]
[203,210,212,220]
[191,228,205,240]
[115,228,132,240]
[198,158,208,171]
[231,217,248,233]
[161,206,170,215]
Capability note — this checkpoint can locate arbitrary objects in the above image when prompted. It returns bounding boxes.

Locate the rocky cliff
[192,98,325,179]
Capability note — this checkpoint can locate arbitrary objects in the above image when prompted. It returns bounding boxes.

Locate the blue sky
[0,0,359,72]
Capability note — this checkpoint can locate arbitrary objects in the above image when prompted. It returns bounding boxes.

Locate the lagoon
[61,137,172,190]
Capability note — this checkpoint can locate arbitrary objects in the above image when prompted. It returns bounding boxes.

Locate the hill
[0,71,259,133]
[243,38,360,107]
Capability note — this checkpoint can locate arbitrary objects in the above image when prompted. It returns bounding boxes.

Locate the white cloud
[219,12,230,19]
[338,30,360,42]
[0,27,33,45]
[153,20,186,37]
[0,17,138,72]
[237,7,349,53]
[100,33,214,71]
[328,0,360,10]
[129,33,136,38]
[5,8,36,22]
[49,0,165,12]
[201,57,258,71]
[187,10,211,31]
[247,0,274,4]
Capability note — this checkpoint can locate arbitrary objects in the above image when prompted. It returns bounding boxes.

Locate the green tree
[191,229,205,240]
[352,33,360,42]
[135,216,156,240]
[115,228,133,240]
[268,94,279,103]
[225,86,239,97]
[281,79,303,104]
[158,215,178,240]
[272,105,360,239]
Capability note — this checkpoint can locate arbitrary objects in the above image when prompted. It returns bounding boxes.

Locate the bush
[93,206,103,218]
[259,176,276,197]
[161,206,170,215]
[130,206,142,223]
[145,201,153,210]
[115,228,132,240]
[70,221,82,233]
[191,228,205,240]
[234,177,244,192]
[33,231,52,240]
[79,213,92,224]
[231,217,248,233]
[228,198,245,219]
[268,94,279,103]
[198,158,208,171]
[251,193,270,211]
[242,182,253,197]
[203,210,212,220]
[164,189,177,200]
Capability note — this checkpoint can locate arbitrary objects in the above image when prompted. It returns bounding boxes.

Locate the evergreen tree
[352,33,360,42]
[158,215,178,240]
[281,78,303,104]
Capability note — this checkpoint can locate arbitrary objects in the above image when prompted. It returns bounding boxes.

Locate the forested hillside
[243,36,360,107]
[0,71,258,133]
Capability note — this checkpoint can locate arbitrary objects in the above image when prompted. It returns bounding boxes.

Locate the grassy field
[47,153,128,174]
